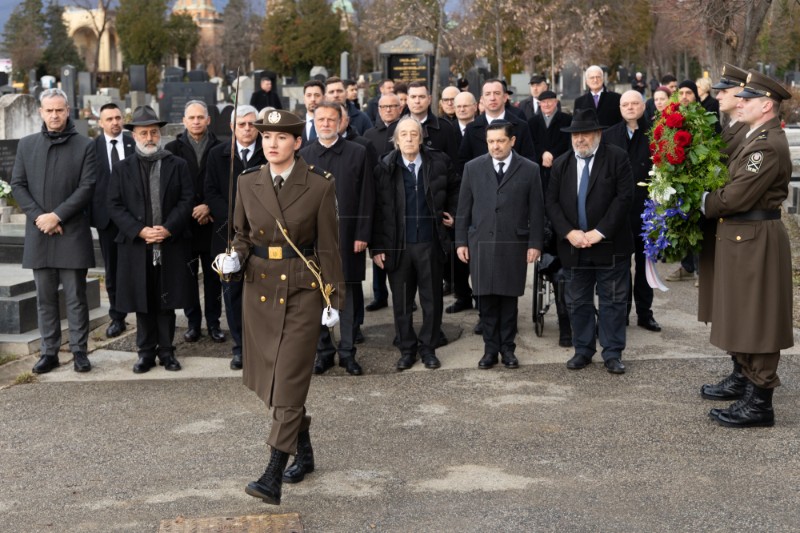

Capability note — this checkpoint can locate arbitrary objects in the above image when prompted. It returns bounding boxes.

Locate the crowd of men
[10,64,793,434]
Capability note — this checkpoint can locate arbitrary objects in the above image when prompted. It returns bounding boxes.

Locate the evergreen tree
[166,12,200,60]
[41,1,86,75]
[116,0,170,67]
[1,0,45,81]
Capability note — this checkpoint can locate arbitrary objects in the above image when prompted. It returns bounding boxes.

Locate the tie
[408,162,417,189]
[309,119,317,141]
[592,93,600,108]
[110,139,120,166]
[496,161,505,184]
[241,148,249,167]
[274,175,284,194]
[577,155,593,231]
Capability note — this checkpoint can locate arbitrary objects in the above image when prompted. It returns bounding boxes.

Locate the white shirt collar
[270,160,296,181]
[493,152,513,172]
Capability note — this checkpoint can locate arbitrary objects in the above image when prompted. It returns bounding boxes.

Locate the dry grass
[0,354,18,366]
[14,372,37,385]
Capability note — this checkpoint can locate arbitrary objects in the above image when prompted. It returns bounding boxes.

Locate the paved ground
[2,260,800,532]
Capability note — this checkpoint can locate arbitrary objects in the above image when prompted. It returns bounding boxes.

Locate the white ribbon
[645,257,669,292]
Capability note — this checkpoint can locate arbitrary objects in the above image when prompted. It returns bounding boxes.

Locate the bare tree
[71,0,115,75]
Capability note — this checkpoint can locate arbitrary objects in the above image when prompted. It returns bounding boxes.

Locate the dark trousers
[450,235,472,301]
[184,249,222,329]
[628,219,654,320]
[136,263,176,356]
[222,278,243,356]
[681,253,697,274]
[387,242,443,356]
[478,294,518,355]
[97,224,126,321]
[33,268,89,355]
[317,281,361,360]
[565,255,630,361]
[371,261,389,303]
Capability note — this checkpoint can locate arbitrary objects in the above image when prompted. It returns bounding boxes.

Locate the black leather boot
[283,430,315,484]
[715,384,775,428]
[133,352,156,374]
[246,448,290,504]
[701,357,747,400]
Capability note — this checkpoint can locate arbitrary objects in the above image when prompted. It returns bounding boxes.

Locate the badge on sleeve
[746,151,763,173]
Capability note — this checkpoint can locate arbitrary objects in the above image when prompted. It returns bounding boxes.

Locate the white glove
[322,306,340,327]
[218,251,241,274]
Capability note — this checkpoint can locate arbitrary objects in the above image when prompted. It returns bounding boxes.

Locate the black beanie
[677,80,700,102]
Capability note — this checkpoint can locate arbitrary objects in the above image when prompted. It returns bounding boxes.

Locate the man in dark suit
[602,90,661,333]
[165,100,225,344]
[92,102,135,338]
[573,65,622,127]
[300,102,374,376]
[249,75,282,111]
[205,104,265,370]
[545,108,633,375]
[325,76,373,134]
[405,81,459,164]
[518,74,549,120]
[300,80,324,149]
[365,78,395,123]
[108,106,195,373]
[456,121,545,369]
[438,85,459,123]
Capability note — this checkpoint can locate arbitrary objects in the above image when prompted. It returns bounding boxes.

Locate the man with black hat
[519,74,549,120]
[217,109,344,503]
[700,71,793,428]
[107,106,195,374]
[545,108,634,374]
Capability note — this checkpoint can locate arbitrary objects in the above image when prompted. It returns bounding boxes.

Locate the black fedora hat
[561,108,604,133]
[124,105,167,130]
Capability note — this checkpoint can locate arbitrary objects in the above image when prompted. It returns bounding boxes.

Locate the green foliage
[1,0,45,81]
[41,1,85,75]
[116,0,171,67]
[256,0,349,77]
[166,13,199,59]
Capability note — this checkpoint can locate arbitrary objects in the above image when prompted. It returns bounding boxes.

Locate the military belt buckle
[268,246,283,260]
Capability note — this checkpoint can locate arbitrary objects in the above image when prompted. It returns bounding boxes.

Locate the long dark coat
[704,116,793,353]
[697,119,749,322]
[231,158,344,406]
[300,137,374,282]
[458,112,537,173]
[371,147,460,271]
[205,141,267,257]
[545,143,634,269]
[107,154,195,312]
[165,131,222,252]
[529,110,573,193]
[455,152,545,296]
[11,121,96,270]
[92,132,134,230]
[573,88,623,128]
[364,120,399,158]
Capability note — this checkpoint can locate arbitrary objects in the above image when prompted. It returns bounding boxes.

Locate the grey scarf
[186,131,208,165]
[136,146,171,265]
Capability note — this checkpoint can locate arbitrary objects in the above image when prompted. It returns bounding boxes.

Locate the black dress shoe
[183,328,201,342]
[73,352,91,373]
[365,299,388,311]
[160,354,182,371]
[339,357,363,376]
[396,353,416,370]
[604,358,626,374]
[446,299,473,314]
[478,353,498,369]
[501,352,519,369]
[637,317,662,332]
[473,321,483,335]
[422,353,441,369]
[435,331,448,348]
[442,281,453,296]
[354,327,365,344]
[209,326,226,343]
[32,354,59,374]
[105,320,126,338]
[566,354,591,370]
[313,354,334,374]
[230,353,243,370]
[133,355,156,374]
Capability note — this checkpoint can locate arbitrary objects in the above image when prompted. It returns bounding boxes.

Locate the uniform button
[736,236,741,241]
[719,218,724,224]
[311,282,317,288]
[279,298,285,304]
[259,229,264,235]
[260,273,266,279]
[280,274,287,281]
[260,296,266,302]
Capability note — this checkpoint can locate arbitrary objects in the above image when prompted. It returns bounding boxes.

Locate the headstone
[187,69,209,82]
[78,72,94,103]
[438,57,450,89]
[83,94,114,117]
[0,73,8,87]
[310,66,329,80]
[60,65,78,117]
[164,66,185,83]
[40,75,56,89]
[128,90,148,111]
[234,76,254,107]
[98,87,121,100]
[159,82,217,124]
[561,62,583,101]
[130,65,147,92]
[0,139,19,185]
[29,69,39,92]
[0,94,40,140]
[379,35,435,87]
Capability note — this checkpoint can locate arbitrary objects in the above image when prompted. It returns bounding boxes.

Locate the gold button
[311,282,317,288]
[736,235,741,241]
[280,274,287,281]
[258,229,264,235]
[279,298,285,304]
[719,218,724,224]
[260,273,266,279]
[260,296,266,302]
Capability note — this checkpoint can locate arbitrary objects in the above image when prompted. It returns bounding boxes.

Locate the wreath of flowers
[641,94,728,268]
[0,179,11,199]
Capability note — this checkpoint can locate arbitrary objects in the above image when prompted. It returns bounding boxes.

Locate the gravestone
[0,94,40,140]
[78,72,94,104]
[130,65,147,92]
[164,66,185,83]
[379,35,434,87]
[61,65,78,117]
[0,139,19,186]
[84,95,115,117]
[561,62,583,101]
[234,76,254,107]
[0,72,8,87]
[466,58,491,101]
[159,82,217,124]
[187,69,209,82]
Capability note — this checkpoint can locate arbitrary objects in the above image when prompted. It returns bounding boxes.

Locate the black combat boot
[715,384,775,428]
[283,430,315,484]
[709,380,752,420]
[246,448,290,504]
[701,357,747,400]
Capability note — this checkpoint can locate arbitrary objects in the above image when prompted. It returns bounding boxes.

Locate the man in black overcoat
[573,65,623,128]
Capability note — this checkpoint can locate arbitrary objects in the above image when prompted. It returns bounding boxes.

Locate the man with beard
[11,88,96,374]
[108,106,194,373]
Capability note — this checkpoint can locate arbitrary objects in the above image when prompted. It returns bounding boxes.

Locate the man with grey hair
[372,116,459,370]
[166,99,225,344]
[108,106,195,373]
[11,88,97,374]
[205,104,264,370]
[573,65,622,127]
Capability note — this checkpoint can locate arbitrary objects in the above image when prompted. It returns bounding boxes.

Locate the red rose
[668,102,680,114]
[665,113,684,129]
[653,153,663,165]
[653,124,664,140]
[667,146,685,165]
[657,139,667,153]
[674,130,692,147]
[649,142,657,154]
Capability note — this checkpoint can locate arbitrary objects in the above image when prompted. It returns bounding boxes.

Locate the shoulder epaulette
[241,165,264,176]
[756,130,768,141]
[308,164,333,180]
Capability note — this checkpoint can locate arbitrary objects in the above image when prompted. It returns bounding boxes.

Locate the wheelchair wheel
[532,262,545,337]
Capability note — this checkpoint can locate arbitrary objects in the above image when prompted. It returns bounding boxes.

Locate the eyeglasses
[378,105,400,109]
[455,105,476,109]
[236,121,256,128]
[441,98,455,103]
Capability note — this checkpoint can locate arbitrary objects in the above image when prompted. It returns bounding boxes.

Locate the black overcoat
[457,112,537,172]
[573,89,623,128]
[92,132,134,230]
[528,110,572,192]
